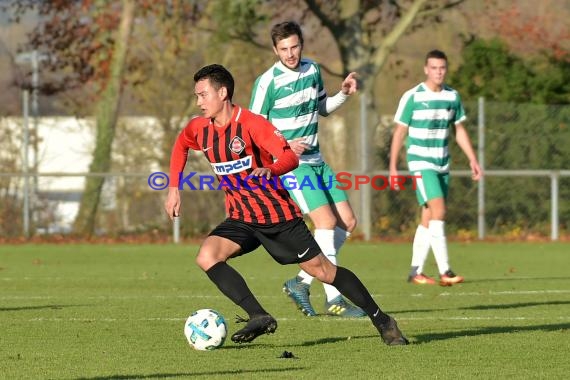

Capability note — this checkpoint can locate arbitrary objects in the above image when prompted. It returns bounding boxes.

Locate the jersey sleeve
[250,116,298,175]
[169,120,200,187]
[249,74,274,118]
[315,63,327,103]
[394,90,415,126]
[454,91,467,124]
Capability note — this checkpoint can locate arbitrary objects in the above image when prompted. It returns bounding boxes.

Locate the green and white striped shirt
[249,58,326,165]
[394,83,466,173]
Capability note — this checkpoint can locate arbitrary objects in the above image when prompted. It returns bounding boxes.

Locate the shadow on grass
[393,307,450,314]
[74,367,307,380]
[394,299,570,314]
[461,300,570,310]
[293,334,378,347]
[216,335,379,349]
[467,276,570,283]
[413,322,570,344]
[0,304,85,312]
[218,342,268,350]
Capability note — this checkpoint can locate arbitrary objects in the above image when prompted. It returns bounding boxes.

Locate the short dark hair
[425,49,448,64]
[271,21,303,47]
[193,64,234,101]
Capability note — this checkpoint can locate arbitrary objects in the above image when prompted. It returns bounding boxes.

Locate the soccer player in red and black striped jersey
[164,64,408,346]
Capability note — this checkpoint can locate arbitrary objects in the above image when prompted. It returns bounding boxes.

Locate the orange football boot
[408,273,437,285]
[439,270,464,286]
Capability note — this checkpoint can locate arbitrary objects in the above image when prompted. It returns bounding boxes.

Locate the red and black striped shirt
[169,106,302,224]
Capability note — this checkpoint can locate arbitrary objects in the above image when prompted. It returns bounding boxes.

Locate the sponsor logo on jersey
[229,136,246,154]
[211,156,252,175]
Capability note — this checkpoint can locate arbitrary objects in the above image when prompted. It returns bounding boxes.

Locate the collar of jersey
[209,105,242,129]
[275,60,302,74]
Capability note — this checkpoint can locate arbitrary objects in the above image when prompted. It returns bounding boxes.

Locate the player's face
[273,35,302,70]
[194,79,225,119]
[424,58,447,89]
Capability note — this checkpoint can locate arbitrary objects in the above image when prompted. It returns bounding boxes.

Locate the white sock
[429,220,450,275]
[311,229,341,301]
[333,226,351,251]
[297,229,336,286]
[410,224,431,276]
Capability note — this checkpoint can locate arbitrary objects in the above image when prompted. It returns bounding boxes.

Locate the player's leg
[260,218,408,345]
[409,170,443,284]
[282,165,332,316]
[426,196,463,285]
[317,162,357,255]
[408,205,436,284]
[299,255,408,345]
[322,198,366,317]
[331,199,357,249]
[198,236,268,318]
[285,163,364,316]
[419,172,463,285]
[200,219,277,343]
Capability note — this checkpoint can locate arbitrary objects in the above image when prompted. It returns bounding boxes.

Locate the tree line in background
[1,0,569,239]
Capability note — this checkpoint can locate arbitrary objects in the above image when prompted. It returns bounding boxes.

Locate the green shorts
[413,170,449,206]
[281,163,348,214]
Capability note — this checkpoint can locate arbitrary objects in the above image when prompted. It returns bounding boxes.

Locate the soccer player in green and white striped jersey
[390,49,483,286]
[250,21,365,317]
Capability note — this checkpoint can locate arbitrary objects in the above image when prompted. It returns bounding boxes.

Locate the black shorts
[208,217,321,265]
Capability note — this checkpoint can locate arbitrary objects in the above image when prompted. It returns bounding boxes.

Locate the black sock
[205,262,267,317]
[331,266,390,325]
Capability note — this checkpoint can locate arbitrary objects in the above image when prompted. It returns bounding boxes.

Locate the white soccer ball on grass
[184,309,228,351]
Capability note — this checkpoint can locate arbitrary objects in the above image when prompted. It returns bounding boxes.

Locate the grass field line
[14,315,570,323]
[2,288,570,301]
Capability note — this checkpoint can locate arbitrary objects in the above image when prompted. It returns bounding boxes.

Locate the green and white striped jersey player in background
[250,21,366,317]
[390,49,483,286]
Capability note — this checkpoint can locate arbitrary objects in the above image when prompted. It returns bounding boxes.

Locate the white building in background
[2,116,164,233]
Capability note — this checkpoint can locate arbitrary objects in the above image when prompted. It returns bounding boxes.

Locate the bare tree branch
[370,0,430,78]
[319,63,343,78]
[417,0,467,19]
[304,0,338,31]
[196,26,269,50]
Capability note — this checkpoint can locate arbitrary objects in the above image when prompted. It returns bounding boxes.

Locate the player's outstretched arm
[318,72,359,116]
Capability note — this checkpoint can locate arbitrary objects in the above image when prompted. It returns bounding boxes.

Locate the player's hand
[251,167,272,180]
[341,72,358,95]
[390,169,401,191]
[470,160,483,181]
[164,187,181,220]
[289,137,310,156]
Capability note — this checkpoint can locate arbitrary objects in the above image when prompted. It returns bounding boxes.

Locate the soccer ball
[184,309,228,351]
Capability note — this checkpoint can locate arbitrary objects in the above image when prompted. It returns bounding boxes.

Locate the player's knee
[311,209,338,230]
[195,250,220,271]
[314,218,337,230]
[195,254,208,271]
[427,200,446,220]
[344,215,357,232]
[431,209,446,220]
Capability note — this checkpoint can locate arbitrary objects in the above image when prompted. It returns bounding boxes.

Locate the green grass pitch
[1,242,569,379]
